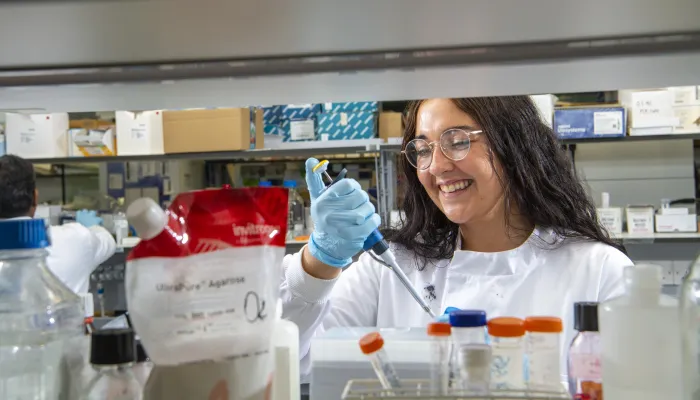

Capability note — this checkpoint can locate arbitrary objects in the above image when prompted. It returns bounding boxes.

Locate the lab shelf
[1,2,699,112]
[25,140,384,164]
[614,232,700,243]
[24,133,700,165]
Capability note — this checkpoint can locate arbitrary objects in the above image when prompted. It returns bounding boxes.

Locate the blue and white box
[317,112,377,140]
[262,106,283,125]
[281,104,322,120]
[553,107,626,139]
[281,118,317,142]
[323,102,379,113]
[264,124,283,136]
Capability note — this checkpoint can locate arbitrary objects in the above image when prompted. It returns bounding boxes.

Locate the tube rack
[341,379,570,399]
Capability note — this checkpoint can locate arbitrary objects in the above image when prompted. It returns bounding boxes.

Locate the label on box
[673,106,700,133]
[593,111,624,135]
[290,120,315,141]
[131,123,148,140]
[631,91,675,128]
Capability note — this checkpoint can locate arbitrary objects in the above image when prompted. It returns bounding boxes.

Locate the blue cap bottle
[0,219,50,250]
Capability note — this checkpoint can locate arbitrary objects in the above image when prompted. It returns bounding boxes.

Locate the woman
[280,96,632,376]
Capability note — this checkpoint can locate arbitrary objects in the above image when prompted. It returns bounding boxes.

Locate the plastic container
[427,322,451,395]
[487,317,526,390]
[449,310,487,345]
[271,299,300,400]
[456,344,491,394]
[525,316,563,391]
[681,252,700,400]
[0,219,84,400]
[82,328,142,400]
[449,310,487,389]
[568,302,602,399]
[359,332,402,391]
[600,264,683,400]
[283,180,305,240]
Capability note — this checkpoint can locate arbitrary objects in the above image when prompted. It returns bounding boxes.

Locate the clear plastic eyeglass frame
[401,129,483,170]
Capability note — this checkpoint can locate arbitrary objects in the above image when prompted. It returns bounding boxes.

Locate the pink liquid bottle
[568,302,602,400]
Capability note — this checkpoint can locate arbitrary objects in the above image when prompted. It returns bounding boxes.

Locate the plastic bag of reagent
[125,187,288,399]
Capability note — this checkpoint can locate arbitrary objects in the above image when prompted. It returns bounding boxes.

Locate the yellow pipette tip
[312,160,329,173]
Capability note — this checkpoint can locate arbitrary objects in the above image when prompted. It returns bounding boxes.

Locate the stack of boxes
[262,101,382,143]
[620,86,700,136]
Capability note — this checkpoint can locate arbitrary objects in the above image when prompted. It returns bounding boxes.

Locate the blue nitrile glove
[76,209,103,228]
[306,158,381,268]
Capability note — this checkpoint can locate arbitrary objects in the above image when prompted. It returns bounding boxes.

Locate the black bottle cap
[574,302,599,332]
[135,340,149,363]
[90,328,136,365]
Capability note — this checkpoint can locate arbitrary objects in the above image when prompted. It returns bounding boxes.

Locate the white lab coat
[47,223,117,294]
[280,227,633,380]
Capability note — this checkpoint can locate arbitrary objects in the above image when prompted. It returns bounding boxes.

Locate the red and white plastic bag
[125,187,288,367]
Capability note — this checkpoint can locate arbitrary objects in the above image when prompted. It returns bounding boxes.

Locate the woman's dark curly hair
[385,96,625,269]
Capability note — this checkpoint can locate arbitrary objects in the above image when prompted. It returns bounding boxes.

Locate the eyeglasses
[402,128,483,170]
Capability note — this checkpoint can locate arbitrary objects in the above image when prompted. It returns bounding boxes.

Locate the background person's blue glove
[306,158,381,268]
[76,209,103,228]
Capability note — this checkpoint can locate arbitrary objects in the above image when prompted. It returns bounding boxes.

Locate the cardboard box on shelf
[280,118,317,142]
[323,102,380,113]
[163,108,261,154]
[668,86,700,106]
[672,105,700,134]
[317,112,377,140]
[281,104,322,120]
[553,107,626,139]
[530,94,555,127]
[619,89,677,131]
[68,127,116,157]
[5,113,70,159]
[626,205,655,235]
[379,112,403,141]
[116,111,165,156]
[656,213,697,233]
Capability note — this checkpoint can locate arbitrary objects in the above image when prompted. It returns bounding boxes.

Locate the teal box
[322,101,379,113]
[317,112,377,140]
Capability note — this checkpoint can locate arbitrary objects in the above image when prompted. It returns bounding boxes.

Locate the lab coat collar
[450,226,562,276]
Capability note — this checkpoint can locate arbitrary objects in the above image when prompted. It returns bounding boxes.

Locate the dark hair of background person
[384,96,626,270]
[0,155,36,218]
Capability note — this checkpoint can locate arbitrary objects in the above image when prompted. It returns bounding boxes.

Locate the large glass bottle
[0,219,84,399]
[681,252,700,400]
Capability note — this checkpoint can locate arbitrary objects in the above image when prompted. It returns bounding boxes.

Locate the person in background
[280,96,633,376]
[0,154,116,293]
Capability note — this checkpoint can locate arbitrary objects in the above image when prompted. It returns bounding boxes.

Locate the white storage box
[116,111,164,155]
[5,113,69,159]
[656,214,697,233]
[310,327,432,400]
[530,94,555,127]
[618,90,677,134]
[673,105,700,134]
[626,205,655,235]
[68,127,116,157]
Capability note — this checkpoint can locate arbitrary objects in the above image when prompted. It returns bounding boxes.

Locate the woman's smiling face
[415,98,506,226]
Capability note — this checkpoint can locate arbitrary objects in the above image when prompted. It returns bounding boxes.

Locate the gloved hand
[76,209,103,228]
[306,158,381,268]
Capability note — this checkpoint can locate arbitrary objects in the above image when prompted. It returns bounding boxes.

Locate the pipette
[312,160,437,318]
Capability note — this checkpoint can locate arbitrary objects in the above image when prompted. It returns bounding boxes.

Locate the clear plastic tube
[359,332,401,391]
[525,317,563,391]
[428,322,452,395]
[458,344,492,394]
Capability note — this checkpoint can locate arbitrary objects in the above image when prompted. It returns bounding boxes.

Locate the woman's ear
[33,189,39,208]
